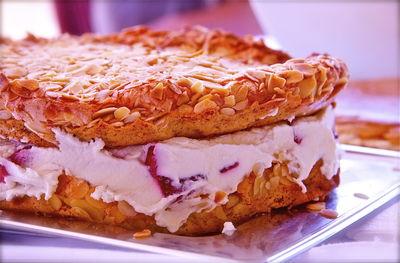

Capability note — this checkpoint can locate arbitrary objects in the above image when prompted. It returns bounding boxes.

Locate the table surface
[1,199,398,263]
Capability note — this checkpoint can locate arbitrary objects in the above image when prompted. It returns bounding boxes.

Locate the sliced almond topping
[319,209,338,219]
[279,176,292,186]
[298,76,317,99]
[69,181,90,199]
[3,67,27,78]
[232,99,248,111]
[225,194,240,209]
[176,77,193,88]
[0,110,12,120]
[190,81,205,94]
[60,94,80,101]
[146,56,158,66]
[246,70,266,80]
[176,91,190,106]
[269,176,280,189]
[150,83,164,100]
[273,163,281,177]
[198,60,213,67]
[214,191,227,203]
[118,200,137,217]
[268,74,286,93]
[244,73,259,82]
[209,86,230,95]
[24,121,48,135]
[316,66,328,96]
[193,98,218,113]
[93,107,117,119]
[178,104,193,113]
[252,163,265,177]
[123,111,141,123]
[111,121,124,127]
[253,175,266,196]
[189,92,202,105]
[273,87,286,95]
[102,114,114,122]
[224,81,238,91]
[105,205,125,224]
[234,85,249,102]
[279,70,304,84]
[85,64,101,75]
[85,194,108,209]
[114,106,130,120]
[133,229,152,239]
[292,63,317,76]
[70,207,91,220]
[281,164,289,177]
[168,83,182,95]
[322,85,334,94]
[71,201,105,221]
[220,107,235,116]
[288,58,306,64]
[199,94,213,102]
[177,49,203,58]
[10,80,39,98]
[48,195,62,210]
[306,202,326,211]
[202,80,225,91]
[186,73,221,83]
[44,84,62,91]
[224,95,236,107]
[263,73,272,87]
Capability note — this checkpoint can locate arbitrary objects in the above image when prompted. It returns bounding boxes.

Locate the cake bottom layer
[0,160,339,236]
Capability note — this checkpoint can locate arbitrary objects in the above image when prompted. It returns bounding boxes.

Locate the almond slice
[319,209,338,219]
[133,229,152,239]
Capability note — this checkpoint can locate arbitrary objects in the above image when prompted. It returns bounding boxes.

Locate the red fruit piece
[9,147,32,168]
[145,145,180,197]
[294,135,302,144]
[0,164,10,183]
[179,174,206,184]
[220,162,239,173]
[179,174,206,190]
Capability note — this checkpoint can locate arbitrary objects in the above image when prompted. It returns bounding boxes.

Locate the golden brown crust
[0,160,339,236]
[0,26,348,147]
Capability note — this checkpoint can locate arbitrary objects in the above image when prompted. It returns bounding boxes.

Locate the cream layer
[0,106,338,232]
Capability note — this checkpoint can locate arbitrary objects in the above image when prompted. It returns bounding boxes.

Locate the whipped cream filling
[0,106,339,232]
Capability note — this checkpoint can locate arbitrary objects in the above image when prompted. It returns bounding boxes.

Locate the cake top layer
[0,26,348,147]
[0,26,289,103]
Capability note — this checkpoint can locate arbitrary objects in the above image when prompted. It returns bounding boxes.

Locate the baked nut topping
[306,202,326,211]
[133,229,152,239]
[0,26,348,147]
[319,209,339,219]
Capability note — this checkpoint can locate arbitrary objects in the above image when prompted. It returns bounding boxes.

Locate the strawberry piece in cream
[145,145,180,196]
[0,164,9,183]
[220,162,239,174]
[9,147,33,168]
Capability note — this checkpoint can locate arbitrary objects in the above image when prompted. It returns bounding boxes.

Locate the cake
[336,117,399,151]
[0,26,348,235]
